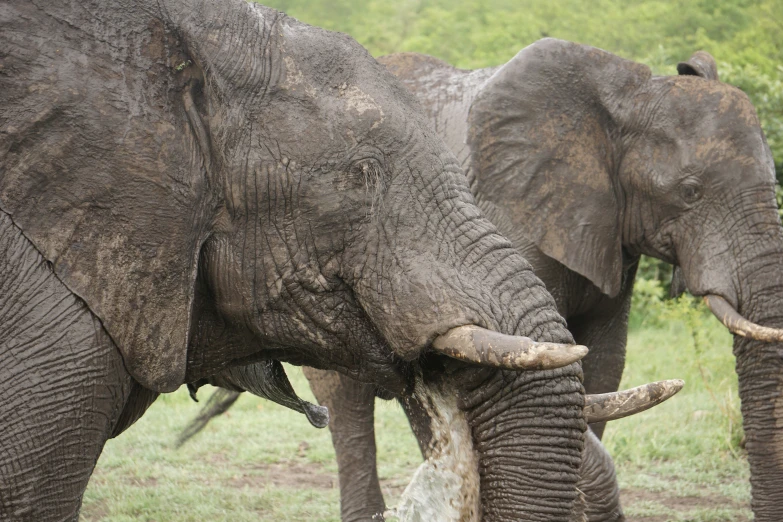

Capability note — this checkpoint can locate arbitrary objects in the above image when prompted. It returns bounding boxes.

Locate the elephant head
[468,38,783,519]
[1,4,593,519]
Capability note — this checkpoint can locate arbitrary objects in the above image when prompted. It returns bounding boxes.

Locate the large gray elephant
[183,39,783,520]
[0,3,608,521]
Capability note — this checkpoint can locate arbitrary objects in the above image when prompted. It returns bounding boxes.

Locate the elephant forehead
[339,85,385,122]
[689,125,773,180]
[281,55,317,98]
[280,54,384,122]
[690,135,757,163]
[670,79,760,129]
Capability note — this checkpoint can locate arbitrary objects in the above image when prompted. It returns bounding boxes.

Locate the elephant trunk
[570,429,624,522]
[732,254,783,521]
[461,364,585,521]
[458,240,586,520]
[383,211,586,519]
[673,181,783,521]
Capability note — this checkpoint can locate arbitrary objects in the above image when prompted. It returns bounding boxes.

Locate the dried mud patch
[231,460,415,505]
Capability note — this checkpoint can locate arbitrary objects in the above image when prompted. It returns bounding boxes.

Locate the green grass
[80,367,420,521]
[605,312,751,521]
[81,314,751,521]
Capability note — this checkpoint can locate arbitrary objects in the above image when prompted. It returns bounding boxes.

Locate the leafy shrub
[778,184,783,218]
[629,274,667,329]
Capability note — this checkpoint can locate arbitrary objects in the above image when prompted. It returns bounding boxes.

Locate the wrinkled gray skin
[190,39,782,521]
[0,3,588,520]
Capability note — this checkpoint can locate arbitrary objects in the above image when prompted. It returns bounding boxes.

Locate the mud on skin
[0,2,587,520]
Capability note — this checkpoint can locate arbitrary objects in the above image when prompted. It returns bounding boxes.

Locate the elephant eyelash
[352,159,387,216]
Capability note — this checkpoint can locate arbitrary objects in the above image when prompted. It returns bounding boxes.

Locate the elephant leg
[0,216,135,521]
[568,290,633,440]
[572,429,625,521]
[303,367,385,522]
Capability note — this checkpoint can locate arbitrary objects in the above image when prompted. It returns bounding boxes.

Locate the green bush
[777,184,783,218]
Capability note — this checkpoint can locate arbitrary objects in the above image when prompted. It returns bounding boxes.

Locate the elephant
[0,2,617,520]
[182,38,783,521]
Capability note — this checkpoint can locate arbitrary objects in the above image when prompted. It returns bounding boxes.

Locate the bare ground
[213,460,750,521]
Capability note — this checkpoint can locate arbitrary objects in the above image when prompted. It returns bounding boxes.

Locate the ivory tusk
[432,325,588,371]
[584,379,685,423]
[704,295,783,343]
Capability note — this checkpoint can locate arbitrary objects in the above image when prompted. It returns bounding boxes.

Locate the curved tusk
[432,325,588,370]
[584,379,684,423]
[704,295,783,343]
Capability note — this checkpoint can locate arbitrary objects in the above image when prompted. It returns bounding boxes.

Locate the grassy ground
[81,314,751,521]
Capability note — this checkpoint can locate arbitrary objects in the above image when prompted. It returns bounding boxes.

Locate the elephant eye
[680,178,703,204]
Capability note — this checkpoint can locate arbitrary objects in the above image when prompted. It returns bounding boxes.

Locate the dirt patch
[229,461,415,502]
[127,476,158,488]
[621,487,751,521]
[208,452,230,465]
[230,461,338,490]
[219,460,752,520]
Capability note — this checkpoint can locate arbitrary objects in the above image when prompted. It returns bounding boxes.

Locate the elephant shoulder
[378,52,458,80]
[378,52,472,97]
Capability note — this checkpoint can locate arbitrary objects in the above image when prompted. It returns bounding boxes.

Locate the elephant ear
[0,8,215,392]
[677,51,719,81]
[467,38,651,297]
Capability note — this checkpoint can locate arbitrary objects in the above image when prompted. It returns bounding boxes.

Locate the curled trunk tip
[432,325,587,370]
[584,379,685,423]
[704,294,783,343]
